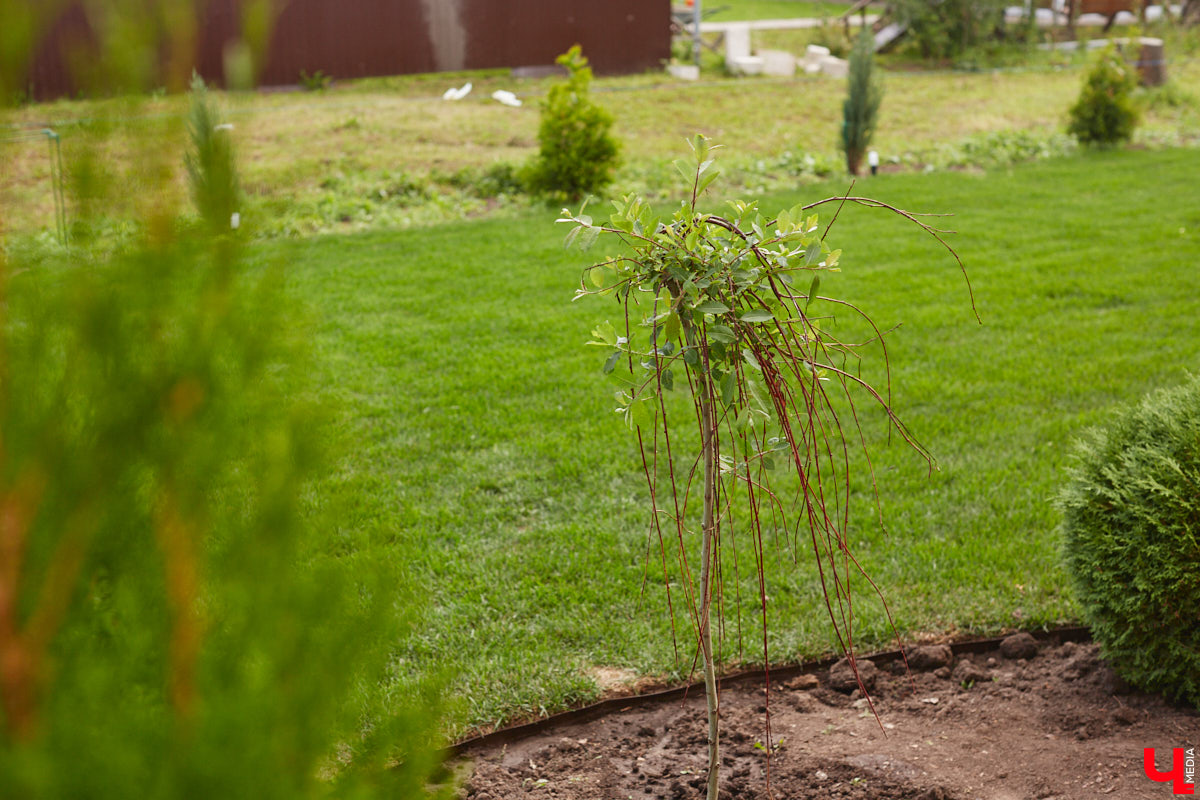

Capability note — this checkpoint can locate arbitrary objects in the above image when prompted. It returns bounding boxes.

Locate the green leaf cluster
[1067,45,1141,147]
[525,46,620,201]
[1058,375,1200,709]
[299,68,332,92]
[841,30,883,176]
[567,135,844,464]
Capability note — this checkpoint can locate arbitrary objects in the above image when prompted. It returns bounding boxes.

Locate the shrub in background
[1059,376,1200,709]
[440,161,525,199]
[810,17,852,58]
[1067,45,1140,147]
[299,68,332,91]
[1143,80,1198,113]
[185,73,241,232]
[525,45,620,200]
[841,29,883,175]
[892,0,1007,59]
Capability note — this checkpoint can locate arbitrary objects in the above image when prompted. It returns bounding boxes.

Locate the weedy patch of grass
[707,0,849,22]
[4,53,1196,241]
[263,148,1200,733]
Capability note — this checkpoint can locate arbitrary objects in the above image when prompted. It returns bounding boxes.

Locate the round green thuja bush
[1067,44,1140,147]
[525,45,620,201]
[1059,376,1200,708]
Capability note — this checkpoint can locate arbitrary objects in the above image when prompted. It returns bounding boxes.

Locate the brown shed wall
[21,0,670,100]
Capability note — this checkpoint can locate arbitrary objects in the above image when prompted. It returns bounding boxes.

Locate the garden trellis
[1,126,67,244]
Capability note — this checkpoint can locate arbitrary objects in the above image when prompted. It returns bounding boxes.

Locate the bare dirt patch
[459,634,1198,799]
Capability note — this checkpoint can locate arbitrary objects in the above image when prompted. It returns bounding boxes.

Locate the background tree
[185,73,241,233]
[1067,44,1141,147]
[841,30,884,176]
[525,46,620,201]
[891,0,1007,59]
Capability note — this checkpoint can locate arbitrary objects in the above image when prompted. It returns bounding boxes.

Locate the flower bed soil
[459,632,1198,799]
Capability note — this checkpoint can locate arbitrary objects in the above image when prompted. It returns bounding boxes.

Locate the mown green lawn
[266,148,1200,734]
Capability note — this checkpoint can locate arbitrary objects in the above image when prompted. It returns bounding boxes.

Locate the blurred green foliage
[0,5,448,797]
[892,0,1008,59]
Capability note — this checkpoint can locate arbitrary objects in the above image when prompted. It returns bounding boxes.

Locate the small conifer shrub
[185,73,241,231]
[841,29,883,176]
[1059,376,1200,709]
[526,46,620,200]
[1067,44,1140,147]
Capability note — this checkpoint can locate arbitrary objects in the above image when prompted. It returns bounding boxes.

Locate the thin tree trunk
[698,384,720,800]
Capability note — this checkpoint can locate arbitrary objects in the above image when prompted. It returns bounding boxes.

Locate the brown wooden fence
[21,0,670,100]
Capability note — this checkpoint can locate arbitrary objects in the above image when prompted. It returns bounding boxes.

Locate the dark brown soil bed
[458,633,1198,799]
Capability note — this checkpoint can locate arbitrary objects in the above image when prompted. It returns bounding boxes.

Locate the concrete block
[802,45,831,75]
[667,63,700,81]
[819,55,848,79]
[725,24,752,63]
[730,55,765,76]
[759,49,796,77]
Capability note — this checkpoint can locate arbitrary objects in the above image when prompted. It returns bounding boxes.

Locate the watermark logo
[1144,747,1196,795]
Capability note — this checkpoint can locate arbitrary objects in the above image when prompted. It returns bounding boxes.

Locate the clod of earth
[907,644,954,671]
[1000,631,1040,660]
[829,658,880,693]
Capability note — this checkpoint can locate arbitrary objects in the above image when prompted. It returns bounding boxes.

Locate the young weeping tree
[841,29,883,176]
[561,136,972,800]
